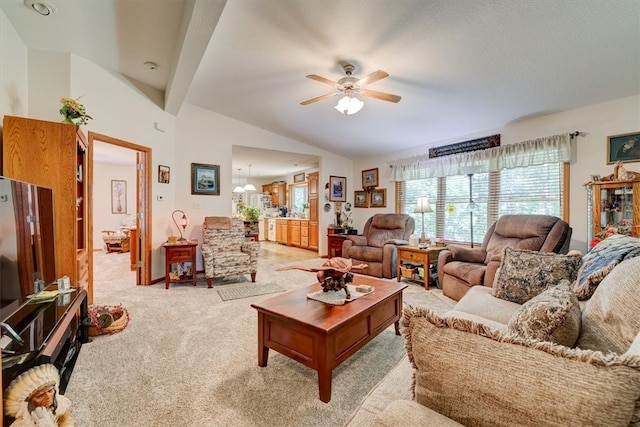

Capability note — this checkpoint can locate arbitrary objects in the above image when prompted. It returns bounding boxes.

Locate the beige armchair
[437,214,572,301]
[342,214,415,278]
[201,216,259,288]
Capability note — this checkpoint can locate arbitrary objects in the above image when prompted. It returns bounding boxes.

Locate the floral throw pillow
[508,280,581,347]
[492,247,582,304]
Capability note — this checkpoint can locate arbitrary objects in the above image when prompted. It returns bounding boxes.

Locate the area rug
[217,282,285,301]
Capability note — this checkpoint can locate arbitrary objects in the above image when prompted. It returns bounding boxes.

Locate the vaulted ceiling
[3,0,639,165]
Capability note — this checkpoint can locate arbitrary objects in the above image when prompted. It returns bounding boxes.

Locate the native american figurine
[4,364,75,427]
[278,257,368,299]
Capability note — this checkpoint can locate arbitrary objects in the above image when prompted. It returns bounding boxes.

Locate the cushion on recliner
[442,261,485,286]
[345,245,383,263]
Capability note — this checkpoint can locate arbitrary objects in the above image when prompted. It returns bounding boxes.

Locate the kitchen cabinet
[289,220,301,246]
[308,172,319,251]
[276,219,288,244]
[263,182,287,206]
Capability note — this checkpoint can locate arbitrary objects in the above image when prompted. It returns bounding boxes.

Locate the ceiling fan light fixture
[335,95,364,116]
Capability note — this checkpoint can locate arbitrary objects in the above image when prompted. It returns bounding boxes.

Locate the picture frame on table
[293,172,306,183]
[158,165,170,184]
[329,176,347,202]
[111,180,127,214]
[607,131,640,164]
[590,174,602,182]
[370,188,387,208]
[354,190,369,208]
[362,168,379,188]
[191,163,220,195]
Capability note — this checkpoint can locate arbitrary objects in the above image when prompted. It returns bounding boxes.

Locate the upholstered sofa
[348,235,640,427]
[437,214,572,301]
[342,213,414,278]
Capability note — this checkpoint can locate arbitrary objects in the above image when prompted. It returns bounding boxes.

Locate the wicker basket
[401,266,416,279]
[87,305,129,337]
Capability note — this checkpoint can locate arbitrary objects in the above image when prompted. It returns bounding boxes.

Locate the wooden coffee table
[251,276,407,403]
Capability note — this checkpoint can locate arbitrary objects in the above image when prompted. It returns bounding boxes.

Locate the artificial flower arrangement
[59,96,93,125]
[589,219,636,248]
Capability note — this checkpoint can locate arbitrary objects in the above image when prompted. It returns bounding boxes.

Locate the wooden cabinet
[308,172,319,251]
[586,173,640,242]
[263,182,287,206]
[276,219,288,244]
[301,221,309,248]
[2,116,92,302]
[289,220,301,246]
[328,233,347,258]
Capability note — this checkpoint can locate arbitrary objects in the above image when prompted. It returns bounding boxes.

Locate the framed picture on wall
[111,180,127,214]
[329,176,347,202]
[293,172,306,183]
[354,190,369,208]
[370,188,387,208]
[361,168,379,188]
[191,163,220,195]
[158,165,170,183]
[607,131,640,164]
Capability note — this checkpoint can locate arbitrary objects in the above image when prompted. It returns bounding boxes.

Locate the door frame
[88,132,152,289]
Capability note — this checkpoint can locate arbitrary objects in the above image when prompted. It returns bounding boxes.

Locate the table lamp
[172,209,189,241]
[414,197,433,241]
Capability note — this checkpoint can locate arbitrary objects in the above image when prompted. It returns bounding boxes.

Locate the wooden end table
[327,233,347,258]
[396,245,446,290]
[162,240,198,289]
[251,276,406,403]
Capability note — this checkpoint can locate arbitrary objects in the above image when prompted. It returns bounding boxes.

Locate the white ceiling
[2,0,639,173]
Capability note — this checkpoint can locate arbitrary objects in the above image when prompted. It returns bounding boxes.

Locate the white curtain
[388,133,572,181]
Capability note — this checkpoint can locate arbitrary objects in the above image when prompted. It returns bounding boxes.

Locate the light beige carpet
[64,252,453,426]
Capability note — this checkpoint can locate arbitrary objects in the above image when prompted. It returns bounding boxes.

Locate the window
[398,162,566,244]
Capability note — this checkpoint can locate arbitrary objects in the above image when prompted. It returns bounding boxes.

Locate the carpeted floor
[64,249,454,426]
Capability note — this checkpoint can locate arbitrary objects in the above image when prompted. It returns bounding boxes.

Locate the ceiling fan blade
[356,70,389,86]
[360,89,401,103]
[300,92,338,105]
[306,74,339,87]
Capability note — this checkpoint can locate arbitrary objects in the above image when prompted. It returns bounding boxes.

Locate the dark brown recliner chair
[342,214,415,278]
[437,215,572,301]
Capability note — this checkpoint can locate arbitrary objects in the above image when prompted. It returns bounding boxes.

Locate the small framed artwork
[354,190,369,208]
[329,175,347,202]
[158,165,170,184]
[607,131,640,164]
[362,168,379,188]
[370,188,387,208]
[111,180,127,214]
[191,163,220,195]
[293,172,306,183]
[590,174,602,182]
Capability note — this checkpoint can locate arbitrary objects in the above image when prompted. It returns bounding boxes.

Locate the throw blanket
[204,216,231,230]
[573,235,640,300]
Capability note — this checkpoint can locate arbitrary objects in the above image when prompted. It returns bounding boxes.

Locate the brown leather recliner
[342,214,415,278]
[437,215,572,301]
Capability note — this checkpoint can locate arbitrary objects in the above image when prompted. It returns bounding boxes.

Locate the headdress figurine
[4,364,75,426]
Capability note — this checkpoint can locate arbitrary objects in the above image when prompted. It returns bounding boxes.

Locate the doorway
[88,132,152,290]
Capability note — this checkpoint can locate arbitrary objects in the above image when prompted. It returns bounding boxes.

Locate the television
[0,176,56,321]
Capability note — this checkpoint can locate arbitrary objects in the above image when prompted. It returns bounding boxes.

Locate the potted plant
[242,205,261,224]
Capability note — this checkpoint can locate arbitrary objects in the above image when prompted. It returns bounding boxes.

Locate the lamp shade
[244,183,257,191]
[414,197,433,213]
[233,186,245,193]
[335,95,364,115]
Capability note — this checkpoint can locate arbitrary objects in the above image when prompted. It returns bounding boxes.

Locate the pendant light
[244,164,256,191]
[233,168,245,193]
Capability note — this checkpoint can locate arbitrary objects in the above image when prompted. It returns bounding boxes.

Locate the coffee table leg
[318,367,332,403]
[257,313,269,367]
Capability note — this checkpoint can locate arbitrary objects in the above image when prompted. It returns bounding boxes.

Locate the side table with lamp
[162,209,197,289]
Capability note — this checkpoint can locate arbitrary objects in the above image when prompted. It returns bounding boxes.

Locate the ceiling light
[244,164,256,191]
[25,0,56,15]
[233,168,245,193]
[144,61,158,70]
[335,95,364,116]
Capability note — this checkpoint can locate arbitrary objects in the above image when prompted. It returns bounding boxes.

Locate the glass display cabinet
[585,171,640,243]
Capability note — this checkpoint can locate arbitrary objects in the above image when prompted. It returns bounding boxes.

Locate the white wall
[93,162,138,249]
[0,10,28,117]
[352,94,640,252]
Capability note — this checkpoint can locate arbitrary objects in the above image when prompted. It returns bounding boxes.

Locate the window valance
[388,133,572,181]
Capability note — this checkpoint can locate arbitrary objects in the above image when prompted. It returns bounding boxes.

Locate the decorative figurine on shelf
[4,364,75,426]
[277,257,368,299]
[613,160,629,181]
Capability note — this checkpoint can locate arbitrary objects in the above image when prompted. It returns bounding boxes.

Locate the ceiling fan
[301,63,401,115]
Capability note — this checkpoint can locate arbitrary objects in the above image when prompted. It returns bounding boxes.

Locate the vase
[61,117,75,125]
